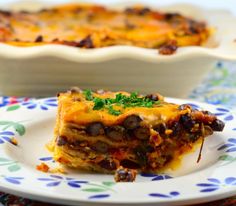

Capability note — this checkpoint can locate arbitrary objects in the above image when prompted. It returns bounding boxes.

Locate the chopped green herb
[107,105,121,116]
[83,89,93,101]
[82,90,160,116]
[93,98,105,110]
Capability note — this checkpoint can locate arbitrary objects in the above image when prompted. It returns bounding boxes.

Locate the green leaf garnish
[93,98,105,110]
[83,89,93,101]
[107,105,121,116]
[83,90,160,116]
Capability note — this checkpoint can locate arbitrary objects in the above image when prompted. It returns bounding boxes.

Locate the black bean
[210,119,225,131]
[187,20,205,34]
[124,129,134,140]
[98,159,117,171]
[146,145,155,153]
[153,123,166,136]
[92,141,109,153]
[180,114,196,131]
[164,13,181,20]
[138,8,151,16]
[125,8,132,14]
[52,38,59,42]
[86,122,104,136]
[189,133,200,142]
[38,8,49,13]
[170,122,181,136]
[106,126,125,141]
[114,167,137,182]
[134,127,150,140]
[133,146,148,166]
[35,35,43,43]
[0,10,12,17]
[77,35,94,48]
[125,7,150,16]
[123,115,141,129]
[57,136,67,146]
[145,94,159,101]
[202,110,214,116]
[120,159,140,169]
[159,40,178,55]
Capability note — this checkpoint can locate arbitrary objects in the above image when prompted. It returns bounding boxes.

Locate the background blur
[0,0,236,14]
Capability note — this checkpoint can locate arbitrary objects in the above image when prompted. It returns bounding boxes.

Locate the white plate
[0,97,236,206]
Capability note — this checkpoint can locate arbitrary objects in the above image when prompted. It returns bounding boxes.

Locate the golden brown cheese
[0,4,210,49]
[59,91,187,126]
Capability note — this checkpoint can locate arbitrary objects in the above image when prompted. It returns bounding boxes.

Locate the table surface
[0,61,236,205]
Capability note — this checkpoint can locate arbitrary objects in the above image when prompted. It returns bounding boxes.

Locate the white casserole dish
[0,0,236,97]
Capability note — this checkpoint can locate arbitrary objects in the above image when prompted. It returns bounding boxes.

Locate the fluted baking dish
[0,1,236,97]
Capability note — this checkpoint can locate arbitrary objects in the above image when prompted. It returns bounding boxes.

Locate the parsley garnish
[83,89,93,101]
[107,105,122,116]
[93,97,105,110]
[83,90,159,116]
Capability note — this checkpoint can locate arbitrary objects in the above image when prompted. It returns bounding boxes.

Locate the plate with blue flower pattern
[0,97,235,206]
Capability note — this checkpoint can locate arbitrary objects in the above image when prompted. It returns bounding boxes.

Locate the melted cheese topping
[0,3,209,48]
[58,91,188,126]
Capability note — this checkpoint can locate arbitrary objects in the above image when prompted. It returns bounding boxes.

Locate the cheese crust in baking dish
[0,3,209,49]
[49,88,224,178]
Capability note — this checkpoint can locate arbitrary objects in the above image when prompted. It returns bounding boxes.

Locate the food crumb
[50,166,67,174]
[159,40,178,55]
[10,137,18,146]
[36,162,50,173]
[114,166,137,182]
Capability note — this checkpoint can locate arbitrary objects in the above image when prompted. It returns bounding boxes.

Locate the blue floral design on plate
[22,98,57,110]
[140,173,173,181]
[196,177,236,192]
[214,108,234,121]
[0,131,14,144]
[3,176,24,185]
[186,103,201,110]
[218,138,236,152]
[39,156,55,163]
[89,194,110,199]
[0,96,31,108]
[149,191,180,198]
[38,175,88,187]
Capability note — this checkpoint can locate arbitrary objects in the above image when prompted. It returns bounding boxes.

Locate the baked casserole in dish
[0,3,209,51]
[0,1,235,97]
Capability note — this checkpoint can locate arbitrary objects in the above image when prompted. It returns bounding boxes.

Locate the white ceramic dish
[0,1,236,97]
[0,97,236,206]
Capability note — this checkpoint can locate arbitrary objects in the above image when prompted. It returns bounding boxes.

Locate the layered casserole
[49,88,224,181]
[0,4,209,49]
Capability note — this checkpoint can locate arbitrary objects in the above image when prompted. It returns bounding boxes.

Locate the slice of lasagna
[50,88,224,180]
